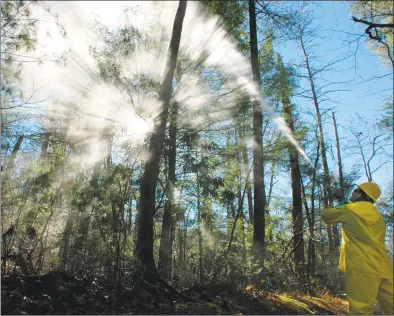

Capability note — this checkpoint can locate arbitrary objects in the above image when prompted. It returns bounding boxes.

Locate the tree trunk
[71,160,101,273]
[135,0,187,282]
[266,162,276,209]
[236,128,247,267]
[238,123,253,223]
[332,112,344,190]
[35,190,59,272]
[134,199,139,248]
[175,182,185,281]
[59,210,74,271]
[288,119,305,277]
[40,132,51,158]
[331,112,343,247]
[300,36,335,251]
[197,166,203,283]
[128,199,133,235]
[277,54,305,281]
[158,89,180,280]
[248,0,267,267]
[112,202,120,281]
[103,130,113,170]
[225,131,233,226]
[7,135,24,170]
[305,140,319,279]
[301,178,312,277]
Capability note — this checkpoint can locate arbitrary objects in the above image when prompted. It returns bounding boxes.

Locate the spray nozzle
[327,185,346,201]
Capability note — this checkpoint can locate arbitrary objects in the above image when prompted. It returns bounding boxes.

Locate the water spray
[14,1,326,185]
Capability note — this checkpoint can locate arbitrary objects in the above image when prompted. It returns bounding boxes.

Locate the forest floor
[1,271,349,315]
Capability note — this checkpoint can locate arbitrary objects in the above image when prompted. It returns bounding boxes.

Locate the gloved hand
[331,188,345,201]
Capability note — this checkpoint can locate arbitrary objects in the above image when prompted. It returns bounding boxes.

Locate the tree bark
[238,121,253,222]
[301,178,312,279]
[249,0,267,267]
[225,131,233,226]
[277,54,305,281]
[236,127,247,267]
[128,199,133,235]
[331,112,343,247]
[7,135,24,170]
[112,201,120,281]
[197,163,203,283]
[332,112,344,191]
[306,140,319,278]
[135,0,187,282]
[175,182,185,281]
[59,210,74,272]
[158,61,182,280]
[266,162,276,209]
[40,131,51,158]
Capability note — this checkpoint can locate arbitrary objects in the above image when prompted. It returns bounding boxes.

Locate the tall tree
[295,17,337,250]
[135,0,187,282]
[158,61,182,280]
[277,54,305,281]
[302,138,320,279]
[248,0,267,269]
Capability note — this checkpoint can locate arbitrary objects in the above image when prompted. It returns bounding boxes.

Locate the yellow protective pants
[345,273,394,315]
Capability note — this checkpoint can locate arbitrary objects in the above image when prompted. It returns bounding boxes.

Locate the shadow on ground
[1,271,349,315]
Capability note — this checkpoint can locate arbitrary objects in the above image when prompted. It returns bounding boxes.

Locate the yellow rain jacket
[323,201,394,314]
[322,201,393,278]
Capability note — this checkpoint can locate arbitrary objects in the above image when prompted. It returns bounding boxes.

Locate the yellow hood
[346,201,381,225]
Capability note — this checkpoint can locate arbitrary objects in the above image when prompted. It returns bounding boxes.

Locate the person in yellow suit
[322,182,393,315]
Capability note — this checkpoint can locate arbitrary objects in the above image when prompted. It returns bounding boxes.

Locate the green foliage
[1,1,37,110]
[350,1,394,67]
[260,32,276,81]
[1,1,39,70]
[376,181,394,259]
[377,96,394,134]
[201,0,248,51]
